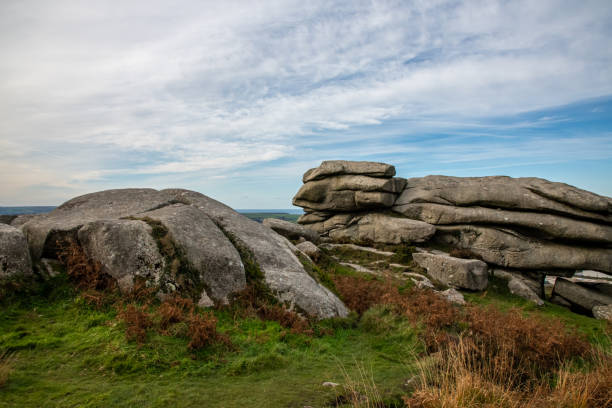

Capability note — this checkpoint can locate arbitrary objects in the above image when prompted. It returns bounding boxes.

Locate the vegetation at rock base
[0,243,610,407]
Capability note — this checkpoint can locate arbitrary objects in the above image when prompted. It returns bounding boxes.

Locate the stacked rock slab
[18,188,347,319]
[393,175,612,275]
[293,161,435,244]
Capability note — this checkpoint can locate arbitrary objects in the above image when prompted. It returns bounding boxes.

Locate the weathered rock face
[167,189,348,318]
[303,160,396,183]
[294,161,429,244]
[394,175,612,223]
[392,176,612,275]
[139,204,246,304]
[0,224,33,281]
[78,220,165,293]
[262,218,319,244]
[435,225,612,273]
[20,188,347,319]
[327,213,435,245]
[551,278,612,312]
[412,251,488,291]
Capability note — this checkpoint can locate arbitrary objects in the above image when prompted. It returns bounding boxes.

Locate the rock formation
[12,188,347,319]
[293,161,435,244]
[293,160,612,314]
[393,175,612,274]
[0,224,33,282]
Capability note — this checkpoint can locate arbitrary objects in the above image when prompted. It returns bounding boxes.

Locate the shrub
[187,312,231,350]
[56,238,116,292]
[117,303,152,345]
[332,275,398,315]
[157,295,194,333]
[464,305,591,384]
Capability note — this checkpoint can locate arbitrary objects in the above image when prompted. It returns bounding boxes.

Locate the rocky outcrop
[392,176,612,274]
[19,188,347,318]
[435,225,611,273]
[0,224,33,282]
[139,204,246,304]
[412,251,488,291]
[551,278,612,312]
[293,161,433,244]
[78,220,166,293]
[326,213,435,245]
[262,218,320,243]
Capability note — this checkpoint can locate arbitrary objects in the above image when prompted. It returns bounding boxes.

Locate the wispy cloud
[1,0,611,205]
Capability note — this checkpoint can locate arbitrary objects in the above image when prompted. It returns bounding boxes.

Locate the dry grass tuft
[464,305,591,385]
[403,339,611,408]
[117,303,152,345]
[187,312,231,350]
[0,351,16,388]
[56,238,116,293]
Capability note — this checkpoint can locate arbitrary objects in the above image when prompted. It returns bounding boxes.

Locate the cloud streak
[1,0,611,205]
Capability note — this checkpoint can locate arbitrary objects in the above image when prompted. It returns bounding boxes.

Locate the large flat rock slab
[395,175,612,223]
[327,213,435,245]
[394,202,612,244]
[436,225,612,274]
[303,160,395,182]
[552,278,612,312]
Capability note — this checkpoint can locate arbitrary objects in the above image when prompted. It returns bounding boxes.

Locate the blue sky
[1,0,611,207]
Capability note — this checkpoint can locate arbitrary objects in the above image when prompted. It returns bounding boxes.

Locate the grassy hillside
[0,246,610,408]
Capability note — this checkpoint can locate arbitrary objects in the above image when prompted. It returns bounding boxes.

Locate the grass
[1,246,610,407]
[0,274,419,407]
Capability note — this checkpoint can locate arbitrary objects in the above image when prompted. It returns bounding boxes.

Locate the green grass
[1,262,609,407]
[0,275,419,408]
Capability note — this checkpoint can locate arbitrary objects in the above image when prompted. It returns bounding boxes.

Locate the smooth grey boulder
[21,188,348,318]
[395,175,612,223]
[436,225,612,273]
[303,160,396,183]
[327,213,435,244]
[139,204,246,304]
[295,241,321,261]
[552,278,612,311]
[508,278,544,306]
[592,305,612,321]
[0,224,33,281]
[164,189,349,319]
[262,218,320,243]
[413,251,488,291]
[22,188,174,260]
[394,202,612,245]
[77,220,165,292]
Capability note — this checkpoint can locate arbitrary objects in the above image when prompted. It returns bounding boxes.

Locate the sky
[1,0,611,208]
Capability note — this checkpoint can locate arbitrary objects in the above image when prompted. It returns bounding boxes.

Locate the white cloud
[0,0,611,204]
